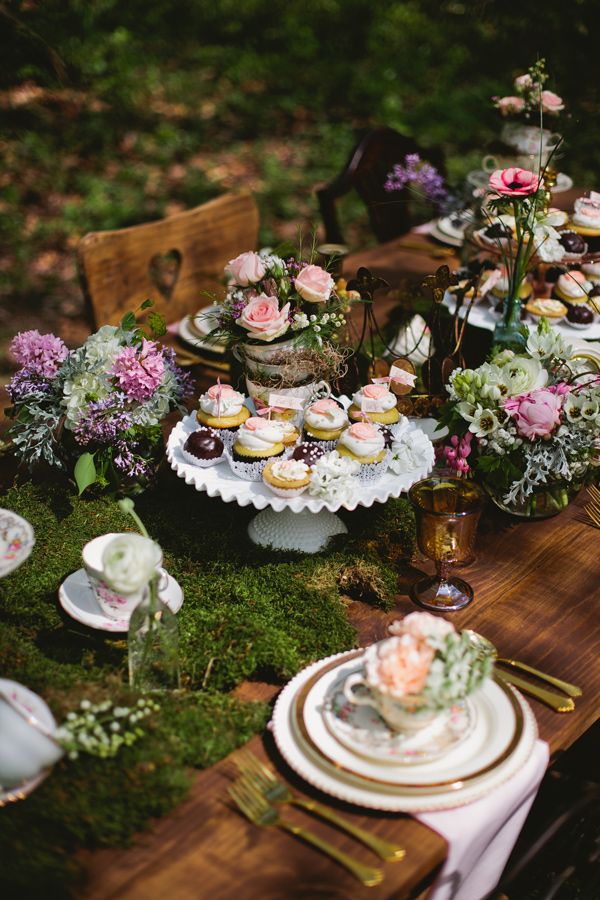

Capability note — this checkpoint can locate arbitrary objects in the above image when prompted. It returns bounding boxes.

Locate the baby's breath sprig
[55,697,160,760]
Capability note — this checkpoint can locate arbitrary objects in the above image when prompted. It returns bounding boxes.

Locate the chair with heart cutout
[77,191,259,329]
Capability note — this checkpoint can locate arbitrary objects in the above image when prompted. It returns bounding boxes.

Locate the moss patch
[0,472,415,894]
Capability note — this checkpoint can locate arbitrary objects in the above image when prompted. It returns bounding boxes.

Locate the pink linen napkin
[418,739,549,900]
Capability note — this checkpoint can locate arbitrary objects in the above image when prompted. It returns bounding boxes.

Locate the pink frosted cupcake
[348,383,400,425]
[336,422,390,483]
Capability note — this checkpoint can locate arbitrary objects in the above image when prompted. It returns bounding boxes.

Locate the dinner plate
[0,509,35,578]
[58,568,184,633]
[178,306,227,354]
[318,659,477,766]
[272,651,537,812]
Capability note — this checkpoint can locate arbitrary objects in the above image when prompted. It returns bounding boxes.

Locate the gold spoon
[463,631,581,697]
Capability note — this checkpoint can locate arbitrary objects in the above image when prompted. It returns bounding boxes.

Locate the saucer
[58,568,184,632]
[321,664,476,766]
[0,678,58,806]
[0,509,35,578]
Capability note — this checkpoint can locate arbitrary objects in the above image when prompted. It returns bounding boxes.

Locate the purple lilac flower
[10,330,69,378]
[384,154,447,204]
[113,441,153,479]
[72,395,133,446]
[111,338,165,401]
[7,365,54,403]
[162,347,195,399]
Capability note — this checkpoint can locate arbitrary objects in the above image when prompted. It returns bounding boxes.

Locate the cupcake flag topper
[371,364,417,389]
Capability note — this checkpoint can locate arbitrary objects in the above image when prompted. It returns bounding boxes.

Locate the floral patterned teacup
[82,533,167,621]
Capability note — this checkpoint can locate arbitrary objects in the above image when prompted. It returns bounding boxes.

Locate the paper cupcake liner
[356,451,392,484]
[180,445,225,468]
[225,448,291,482]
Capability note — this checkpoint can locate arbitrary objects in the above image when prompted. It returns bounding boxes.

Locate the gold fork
[228,776,384,887]
[584,485,600,529]
[234,750,405,862]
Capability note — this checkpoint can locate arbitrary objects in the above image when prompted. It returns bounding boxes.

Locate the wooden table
[78,216,599,899]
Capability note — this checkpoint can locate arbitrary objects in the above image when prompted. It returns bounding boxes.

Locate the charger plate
[178,305,226,354]
[272,650,537,812]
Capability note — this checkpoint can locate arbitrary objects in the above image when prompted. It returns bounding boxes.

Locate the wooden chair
[77,192,259,328]
[316,127,445,245]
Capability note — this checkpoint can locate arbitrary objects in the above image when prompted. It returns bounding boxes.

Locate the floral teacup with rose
[343,612,493,733]
[82,533,167,621]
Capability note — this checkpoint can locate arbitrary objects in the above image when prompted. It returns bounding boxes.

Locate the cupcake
[477,216,514,247]
[197,383,249,434]
[303,398,349,444]
[292,442,327,466]
[263,458,311,498]
[277,420,301,447]
[566,304,595,329]
[232,417,285,462]
[570,194,600,251]
[559,230,587,258]
[525,297,568,321]
[582,261,600,283]
[553,271,592,305]
[182,427,224,468]
[348,383,400,425]
[337,422,389,483]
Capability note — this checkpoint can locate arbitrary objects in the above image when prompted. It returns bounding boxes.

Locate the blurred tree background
[0,0,598,358]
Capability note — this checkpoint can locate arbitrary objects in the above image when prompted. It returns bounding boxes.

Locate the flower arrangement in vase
[6,307,192,495]
[438,320,599,518]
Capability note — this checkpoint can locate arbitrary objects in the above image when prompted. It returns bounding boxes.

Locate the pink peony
[226,251,266,286]
[362,383,390,400]
[541,90,564,114]
[514,73,533,91]
[112,338,165,401]
[294,264,334,303]
[489,167,540,197]
[504,388,562,440]
[373,635,434,697]
[10,329,68,377]
[496,95,525,116]
[237,294,290,341]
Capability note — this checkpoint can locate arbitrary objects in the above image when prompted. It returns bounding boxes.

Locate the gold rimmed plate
[270,650,537,811]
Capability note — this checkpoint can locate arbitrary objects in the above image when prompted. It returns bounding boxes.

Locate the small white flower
[102,534,161,595]
[462,405,500,437]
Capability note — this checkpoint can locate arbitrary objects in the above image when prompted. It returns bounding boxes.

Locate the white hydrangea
[389,427,434,474]
[62,372,108,428]
[82,325,123,372]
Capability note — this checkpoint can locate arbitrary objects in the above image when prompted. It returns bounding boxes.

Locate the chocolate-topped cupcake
[291,442,327,467]
[559,231,587,256]
[182,427,224,467]
[566,305,594,328]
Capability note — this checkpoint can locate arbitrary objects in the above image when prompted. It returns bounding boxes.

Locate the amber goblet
[408,476,485,612]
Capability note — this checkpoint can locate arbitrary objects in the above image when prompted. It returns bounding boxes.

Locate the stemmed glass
[408,476,485,612]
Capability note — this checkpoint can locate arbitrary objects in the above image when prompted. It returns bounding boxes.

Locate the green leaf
[74,452,97,496]
[147,311,167,337]
[120,311,136,331]
[140,298,154,311]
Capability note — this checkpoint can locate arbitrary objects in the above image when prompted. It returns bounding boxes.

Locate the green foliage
[0,474,415,892]
[73,451,96,495]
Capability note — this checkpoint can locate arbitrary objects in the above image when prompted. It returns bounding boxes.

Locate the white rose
[102,534,161,595]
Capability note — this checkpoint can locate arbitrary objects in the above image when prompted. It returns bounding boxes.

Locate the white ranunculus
[102,534,161,595]
[501,356,547,395]
[389,429,435,474]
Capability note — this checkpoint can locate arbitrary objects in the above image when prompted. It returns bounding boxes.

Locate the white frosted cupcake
[337,422,389,483]
[553,271,592,305]
[263,458,311,498]
[228,417,286,481]
[197,383,249,438]
[582,261,600,283]
[348,384,399,425]
[303,398,349,445]
[525,297,568,321]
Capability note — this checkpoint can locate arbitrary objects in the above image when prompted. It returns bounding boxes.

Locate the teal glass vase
[492,295,528,352]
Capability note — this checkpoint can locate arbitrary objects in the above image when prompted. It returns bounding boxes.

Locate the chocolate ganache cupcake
[182,427,225,467]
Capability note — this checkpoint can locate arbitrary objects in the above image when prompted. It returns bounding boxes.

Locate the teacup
[0,680,63,791]
[82,533,168,621]
[343,670,439,734]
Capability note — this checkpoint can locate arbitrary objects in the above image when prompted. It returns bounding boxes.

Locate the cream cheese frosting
[304,399,348,431]
[352,383,397,413]
[269,459,309,482]
[199,384,245,417]
[235,417,284,451]
[556,271,592,299]
[338,422,385,458]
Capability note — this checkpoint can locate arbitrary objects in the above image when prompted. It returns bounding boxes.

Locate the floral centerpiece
[439,321,599,517]
[6,310,192,495]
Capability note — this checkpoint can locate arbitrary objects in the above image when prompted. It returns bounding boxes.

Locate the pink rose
[362,383,390,400]
[347,422,378,440]
[504,388,562,440]
[514,73,533,91]
[541,90,564,114]
[496,95,525,116]
[238,294,290,342]
[294,264,334,303]
[226,251,266,286]
[207,383,235,399]
[489,167,540,197]
[310,398,341,415]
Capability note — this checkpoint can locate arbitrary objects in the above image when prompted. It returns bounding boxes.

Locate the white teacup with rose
[82,532,167,621]
[343,612,493,733]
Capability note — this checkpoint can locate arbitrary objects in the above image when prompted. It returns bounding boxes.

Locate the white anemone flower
[526,328,572,362]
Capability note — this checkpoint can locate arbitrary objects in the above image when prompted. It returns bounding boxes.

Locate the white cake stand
[167,414,433,553]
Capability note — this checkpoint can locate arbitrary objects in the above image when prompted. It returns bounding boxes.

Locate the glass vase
[492,295,528,352]
[128,582,180,691]
[488,481,580,520]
